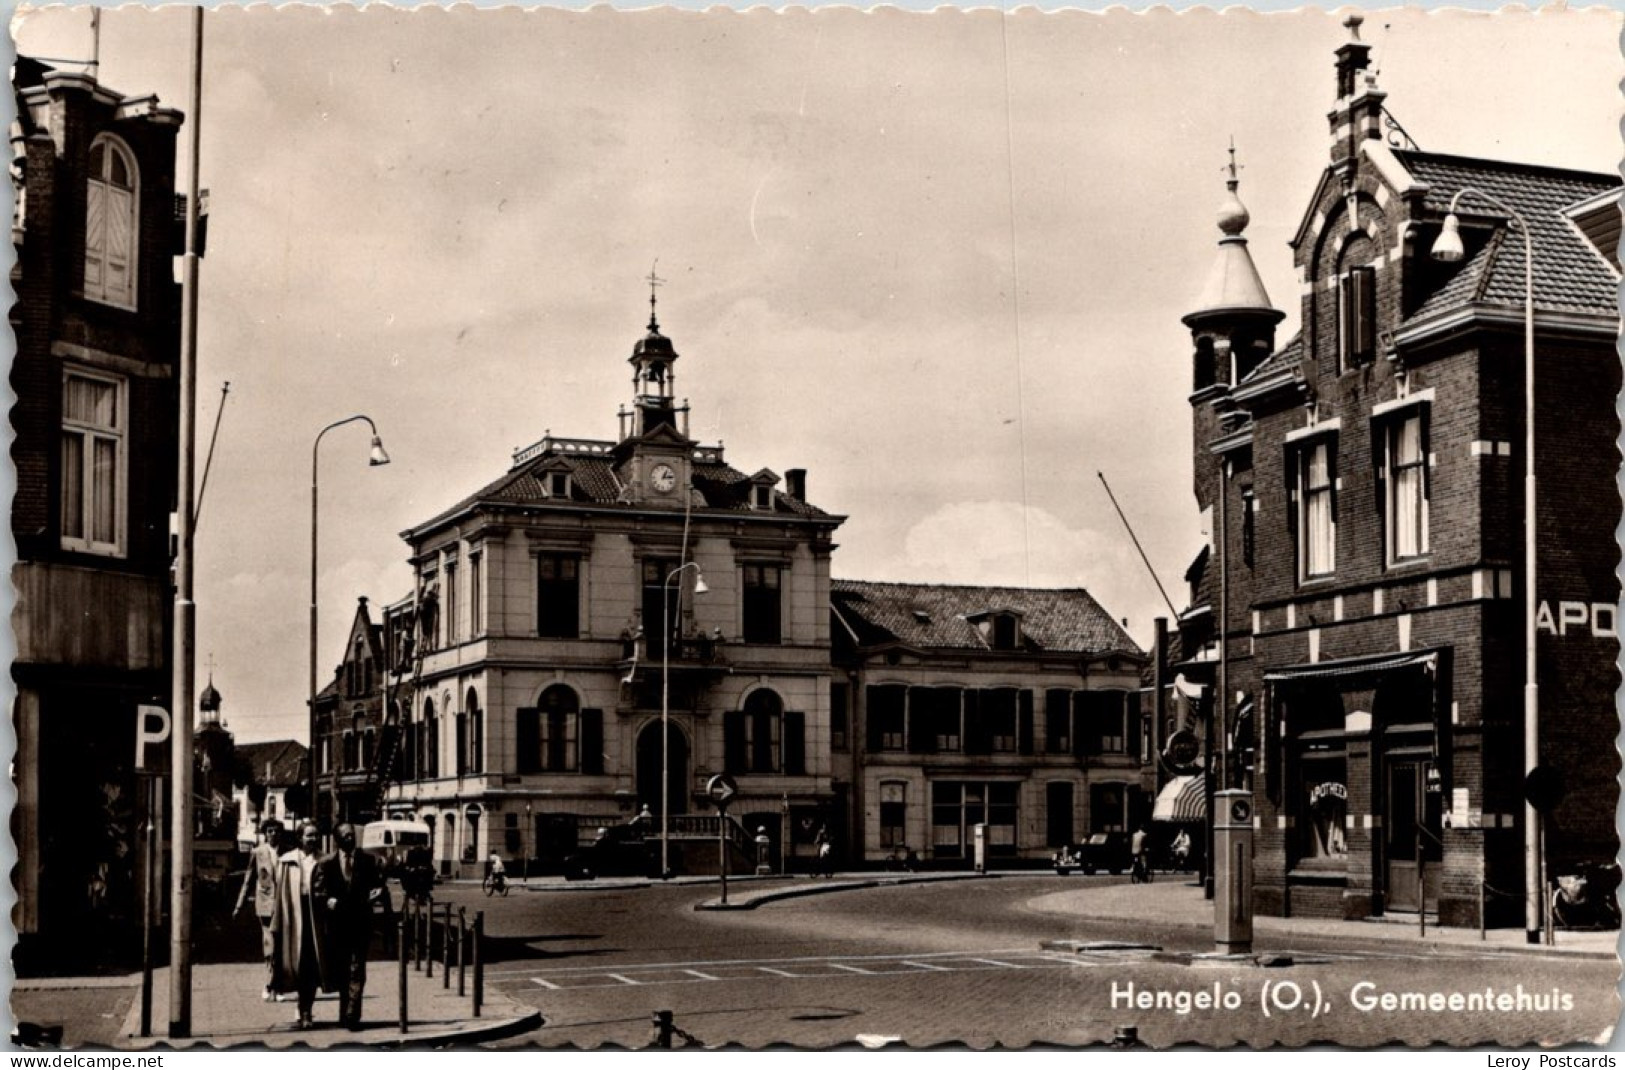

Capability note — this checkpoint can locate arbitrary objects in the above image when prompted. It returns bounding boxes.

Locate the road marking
[901,961,952,971]
[966,958,1024,968]
[683,970,719,980]
[531,978,561,990]
[507,950,1091,991]
[606,974,643,986]
[759,967,801,978]
[486,946,1049,978]
[829,963,874,974]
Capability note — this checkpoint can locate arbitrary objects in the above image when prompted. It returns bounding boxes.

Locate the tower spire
[647,259,664,332]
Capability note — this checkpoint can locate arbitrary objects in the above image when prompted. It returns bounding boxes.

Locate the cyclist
[1130,825,1151,884]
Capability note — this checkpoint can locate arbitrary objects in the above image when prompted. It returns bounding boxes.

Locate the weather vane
[647,259,665,330]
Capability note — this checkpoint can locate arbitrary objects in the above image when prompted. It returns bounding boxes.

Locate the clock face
[650,464,677,494]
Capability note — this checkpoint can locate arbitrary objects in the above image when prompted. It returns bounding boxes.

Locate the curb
[372,1010,545,1049]
[695,872,995,911]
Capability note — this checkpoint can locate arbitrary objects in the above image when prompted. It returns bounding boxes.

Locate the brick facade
[1178,27,1619,930]
[9,61,187,970]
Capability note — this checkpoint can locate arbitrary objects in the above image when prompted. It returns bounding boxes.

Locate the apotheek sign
[1536,600,1617,639]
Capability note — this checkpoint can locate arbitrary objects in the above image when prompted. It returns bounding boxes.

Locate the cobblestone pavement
[11,984,139,1048]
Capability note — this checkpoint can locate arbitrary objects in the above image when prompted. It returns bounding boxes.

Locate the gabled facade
[383,303,846,877]
[311,596,390,828]
[9,58,188,969]
[832,580,1149,865]
[1180,17,1620,928]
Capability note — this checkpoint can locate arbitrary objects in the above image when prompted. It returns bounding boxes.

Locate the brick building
[831,580,1148,866]
[379,299,846,878]
[1179,18,1619,928]
[9,58,190,968]
[310,596,390,828]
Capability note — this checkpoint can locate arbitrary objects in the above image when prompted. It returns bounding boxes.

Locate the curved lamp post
[1431,187,1539,943]
[660,561,707,878]
[309,415,390,833]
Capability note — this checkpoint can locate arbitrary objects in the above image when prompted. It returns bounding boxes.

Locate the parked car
[561,824,657,881]
[1073,832,1133,875]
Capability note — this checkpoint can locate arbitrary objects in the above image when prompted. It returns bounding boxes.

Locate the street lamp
[660,560,708,878]
[1431,188,1539,943]
[524,800,532,884]
[309,415,390,835]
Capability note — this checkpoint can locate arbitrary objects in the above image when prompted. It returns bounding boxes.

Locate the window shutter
[724,710,746,774]
[907,687,935,754]
[516,707,539,775]
[85,181,106,294]
[580,709,604,775]
[963,689,988,756]
[865,688,886,753]
[1045,689,1070,754]
[784,711,805,775]
[1352,266,1376,362]
[1018,690,1034,756]
[1127,694,1143,760]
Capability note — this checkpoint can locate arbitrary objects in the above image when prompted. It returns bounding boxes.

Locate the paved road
[430,875,1618,1048]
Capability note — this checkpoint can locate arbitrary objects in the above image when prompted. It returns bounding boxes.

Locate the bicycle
[1130,854,1152,885]
[482,871,509,897]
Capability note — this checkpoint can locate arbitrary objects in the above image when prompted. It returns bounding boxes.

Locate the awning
[1152,774,1207,822]
[1263,649,1438,684]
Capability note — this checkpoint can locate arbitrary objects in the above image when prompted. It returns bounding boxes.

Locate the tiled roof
[1396,151,1620,322]
[408,445,833,536]
[236,740,309,788]
[1239,332,1303,388]
[831,579,1142,657]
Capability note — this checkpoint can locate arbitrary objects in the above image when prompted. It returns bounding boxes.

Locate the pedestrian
[814,826,834,879]
[233,819,284,1002]
[1130,825,1150,880]
[271,821,332,1030]
[315,822,386,1031]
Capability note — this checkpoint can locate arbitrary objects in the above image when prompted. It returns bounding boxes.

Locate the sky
[9,3,1623,744]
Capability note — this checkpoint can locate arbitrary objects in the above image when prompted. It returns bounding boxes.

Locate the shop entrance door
[1385,758,1441,912]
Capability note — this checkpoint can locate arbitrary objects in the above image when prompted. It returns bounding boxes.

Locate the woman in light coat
[270,822,332,1029]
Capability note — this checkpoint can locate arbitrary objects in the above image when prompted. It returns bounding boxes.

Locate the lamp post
[310,415,390,835]
[1431,188,1539,943]
[524,800,532,884]
[660,561,707,878]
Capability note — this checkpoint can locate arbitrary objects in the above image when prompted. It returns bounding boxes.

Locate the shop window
[879,782,907,849]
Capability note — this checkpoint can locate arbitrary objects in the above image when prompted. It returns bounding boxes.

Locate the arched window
[516,685,602,775]
[466,687,484,775]
[85,135,138,308]
[724,689,805,776]
[422,697,439,779]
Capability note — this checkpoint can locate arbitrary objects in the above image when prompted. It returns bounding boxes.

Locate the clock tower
[615,270,695,506]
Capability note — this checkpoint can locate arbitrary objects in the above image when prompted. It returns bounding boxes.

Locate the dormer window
[992,613,1018,651]
[1337,263,1376,372]
[752,485,773,510]
[547,471,572,499]
[968,609,1023,651]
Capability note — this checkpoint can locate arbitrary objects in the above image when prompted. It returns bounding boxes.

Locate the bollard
[651,1010,675,1049]
[415,900,425,973]
[472,910,484,1018]
[442,901,453,989]
[458,907,467,997]
[398,913,409,1035]
[427,905,436,979]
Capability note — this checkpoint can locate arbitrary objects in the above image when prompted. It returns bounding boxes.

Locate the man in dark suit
[314,822,386,1030]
